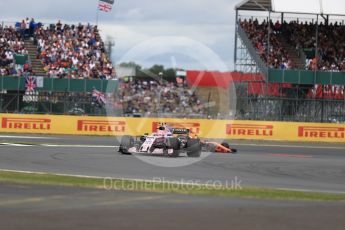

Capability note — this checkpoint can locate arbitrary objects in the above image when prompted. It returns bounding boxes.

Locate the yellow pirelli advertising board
[0,113,344,143]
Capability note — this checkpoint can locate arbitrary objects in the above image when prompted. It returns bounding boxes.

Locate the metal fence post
[0,77,3,113]
[16,76,20,112]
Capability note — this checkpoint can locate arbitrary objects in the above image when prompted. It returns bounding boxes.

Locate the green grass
[1,170,345,201]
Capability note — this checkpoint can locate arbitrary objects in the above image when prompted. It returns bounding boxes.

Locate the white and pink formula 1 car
[118,125,201,157]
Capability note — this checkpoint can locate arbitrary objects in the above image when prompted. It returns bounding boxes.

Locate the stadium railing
[236,22,268,74]
[0,76,118,93]
[268,69,345,85]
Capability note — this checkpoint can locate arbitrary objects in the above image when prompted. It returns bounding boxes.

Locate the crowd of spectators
[240,18,345,72]
[0,24,28,76]
[240,18,293,70]
[282,20,345,71]
[116,79,206,117]
[35,21,115,79]
[1,18,115,79]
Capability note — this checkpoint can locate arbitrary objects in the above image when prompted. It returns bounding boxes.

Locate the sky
[0,0,248,71]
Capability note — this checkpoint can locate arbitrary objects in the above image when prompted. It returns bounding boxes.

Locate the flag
[92,88,106,105]
[25,76,37,92]
[98,0,114,12]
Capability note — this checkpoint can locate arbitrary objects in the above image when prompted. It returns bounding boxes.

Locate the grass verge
[0,170,345,201]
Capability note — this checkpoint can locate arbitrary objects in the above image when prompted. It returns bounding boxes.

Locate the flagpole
[96,0,100,26]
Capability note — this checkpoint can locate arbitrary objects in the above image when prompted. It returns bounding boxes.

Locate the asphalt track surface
[0,134,345,193]
[1,182,345,230]
[1,134,345,230]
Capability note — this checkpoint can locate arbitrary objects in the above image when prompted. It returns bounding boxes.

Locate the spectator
[29,18,36,36]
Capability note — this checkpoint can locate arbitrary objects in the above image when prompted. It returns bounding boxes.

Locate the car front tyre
[119,135,134,155]
[167,138,180,157]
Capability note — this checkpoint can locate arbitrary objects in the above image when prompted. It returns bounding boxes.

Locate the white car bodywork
[127,134,174,155]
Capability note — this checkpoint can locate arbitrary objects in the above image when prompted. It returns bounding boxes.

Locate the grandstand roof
[235,0,271,11]
[235,0,345,16]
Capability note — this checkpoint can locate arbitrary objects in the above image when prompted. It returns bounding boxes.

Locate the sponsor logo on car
[226,124,273,136]
[152,122,200,134]
[298,126,345,139]
[1,117,51,130]
[173,128,189,133]
[77,120,126,132]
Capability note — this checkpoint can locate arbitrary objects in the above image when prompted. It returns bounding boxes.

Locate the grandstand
[233,0,345,123]
[0,19,118,115]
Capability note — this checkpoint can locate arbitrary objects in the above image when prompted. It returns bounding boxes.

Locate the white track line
[0,135,60,139]
[42,144,117,148]
[0,143,117,148]
[231,142,345,150]
[0,143,36,147]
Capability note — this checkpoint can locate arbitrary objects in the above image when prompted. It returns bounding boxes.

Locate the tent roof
[235,0,345,16]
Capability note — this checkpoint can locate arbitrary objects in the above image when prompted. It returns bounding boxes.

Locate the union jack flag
[98,0,114,12]
[25,76,37,92]
[92,88,106,105]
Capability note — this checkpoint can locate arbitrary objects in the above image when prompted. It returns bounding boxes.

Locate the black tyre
[186,138,201,157]
[119,135,134,155]
[167,138,180,157]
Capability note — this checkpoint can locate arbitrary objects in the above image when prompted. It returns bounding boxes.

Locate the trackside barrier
[0,114,345,143]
